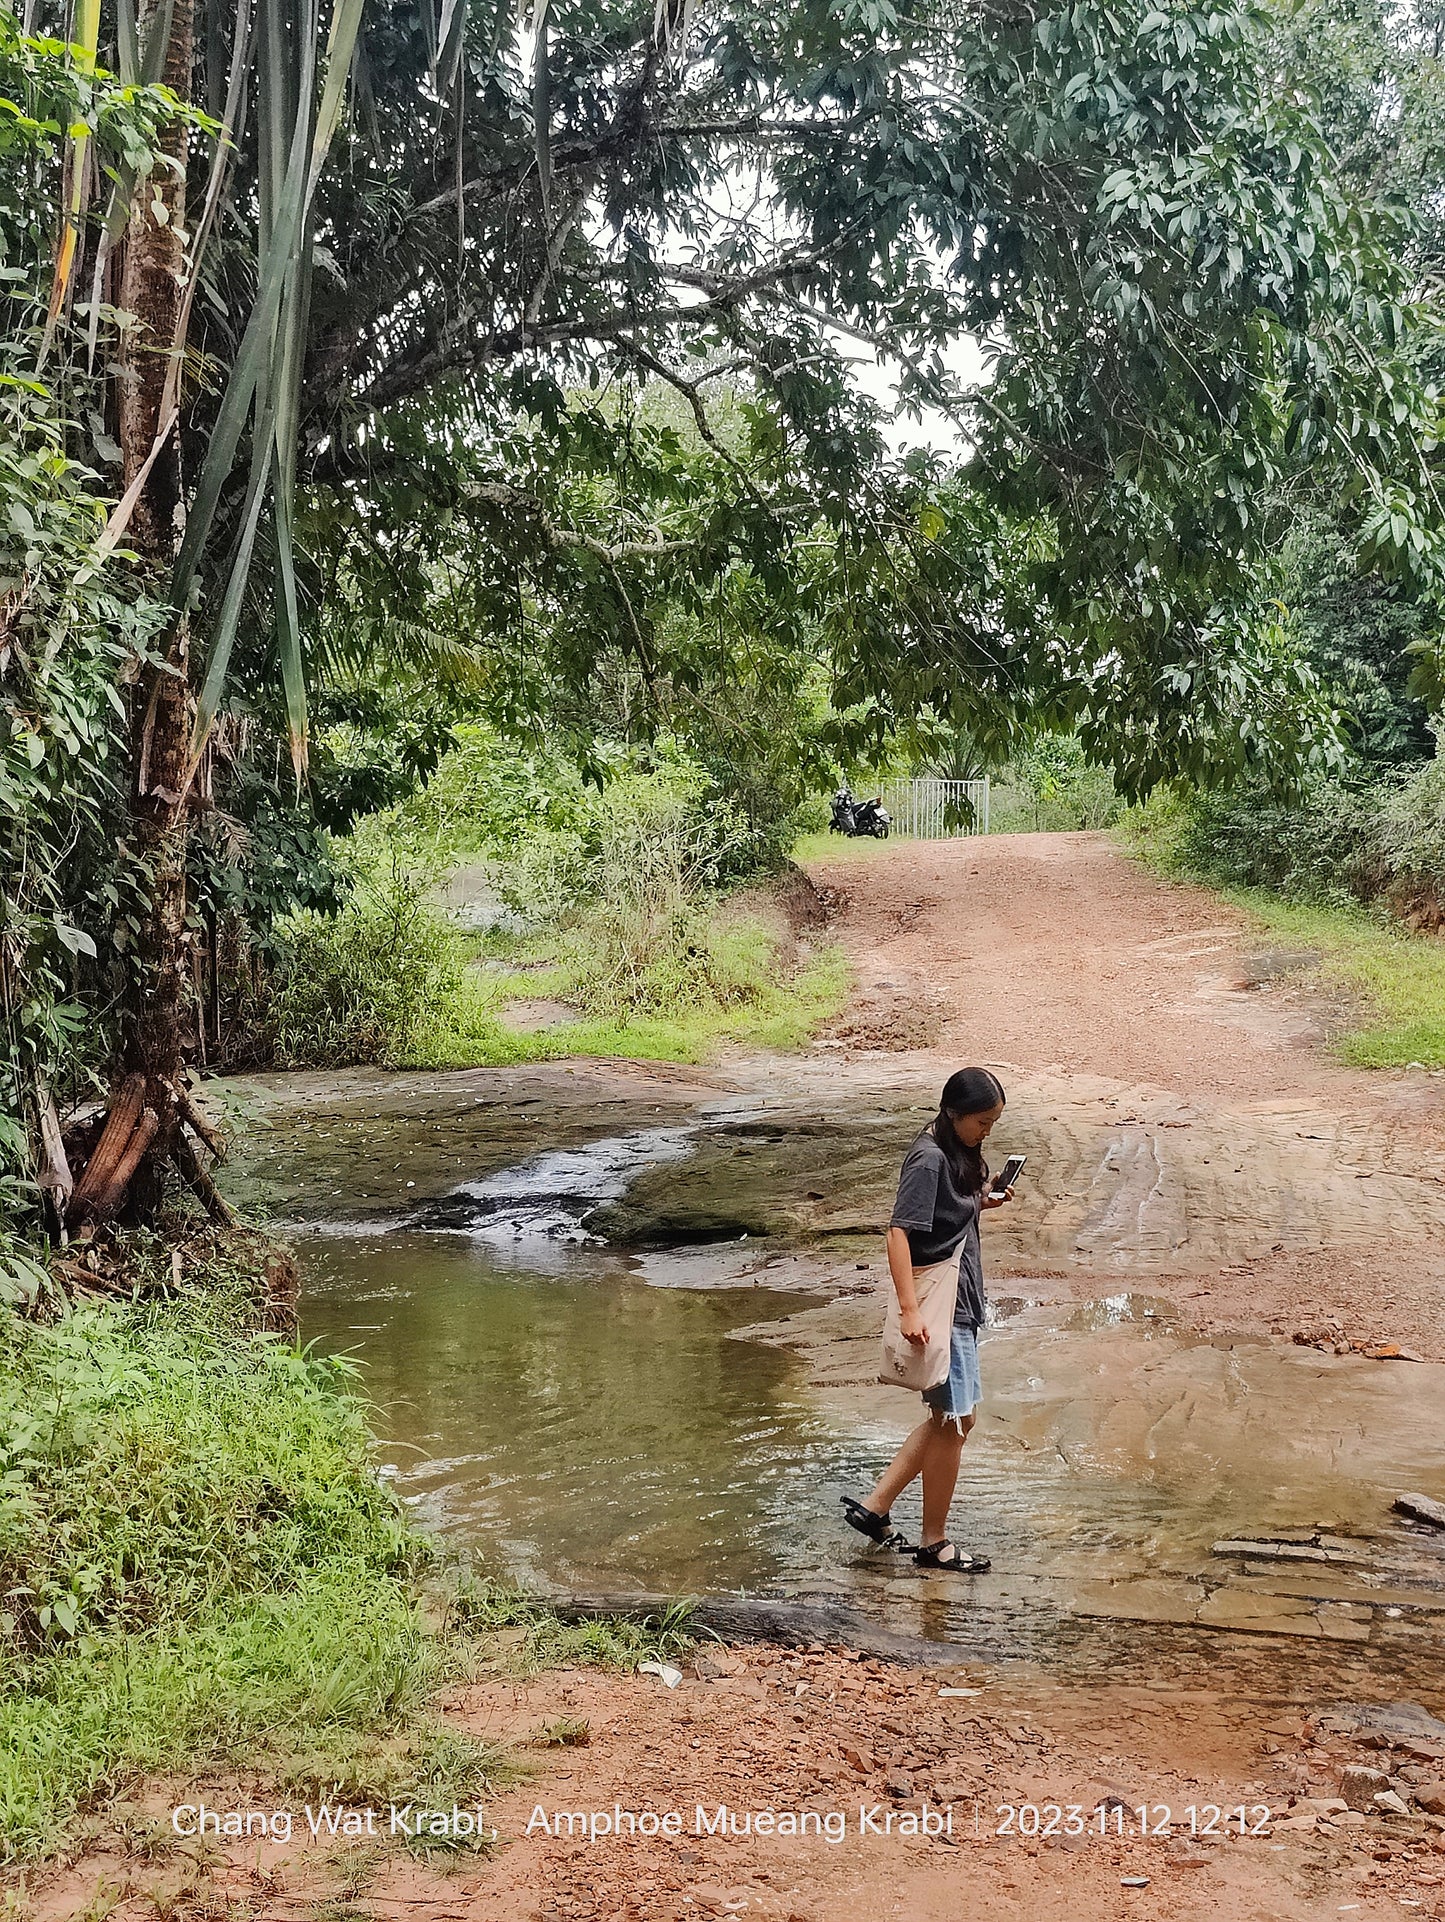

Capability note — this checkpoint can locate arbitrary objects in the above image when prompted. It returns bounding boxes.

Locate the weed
[269,857,458,1068]
[452,1579,696,1676]
[273,1721,522,1858]
[533,1716,591,1748]
[0,1268,426,1865]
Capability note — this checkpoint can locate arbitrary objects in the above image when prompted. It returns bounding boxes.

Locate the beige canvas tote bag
[878,1248,961,1392]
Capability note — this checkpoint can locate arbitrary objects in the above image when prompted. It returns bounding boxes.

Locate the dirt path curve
[799,830,1445,1356]
[812,829,1351,1096]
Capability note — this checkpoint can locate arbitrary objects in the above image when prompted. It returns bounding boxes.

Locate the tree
[1,15,174,1238]
[1244,0,1445,759]
[8,0,1445,1225]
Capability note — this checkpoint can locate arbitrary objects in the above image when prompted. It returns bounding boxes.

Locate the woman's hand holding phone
[981,1184,1014,1210]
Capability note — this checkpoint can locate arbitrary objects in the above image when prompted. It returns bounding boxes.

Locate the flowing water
[230,1067,1445,1696]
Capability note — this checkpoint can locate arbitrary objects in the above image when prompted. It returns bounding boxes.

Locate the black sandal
[841,1495,900,1546]
[914,1540,991,1573]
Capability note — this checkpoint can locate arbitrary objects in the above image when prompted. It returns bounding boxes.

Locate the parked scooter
[829,786,891,838]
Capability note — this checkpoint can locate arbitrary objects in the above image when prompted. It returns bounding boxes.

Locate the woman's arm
[886,1225,928,1348]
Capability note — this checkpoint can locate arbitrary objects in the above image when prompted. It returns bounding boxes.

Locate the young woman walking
[841,1067,1011,1573]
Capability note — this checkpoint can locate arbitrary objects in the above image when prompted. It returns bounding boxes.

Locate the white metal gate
[878,777,990,838]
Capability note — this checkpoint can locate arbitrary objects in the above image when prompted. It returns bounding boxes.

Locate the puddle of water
[987,1290,1179,1330]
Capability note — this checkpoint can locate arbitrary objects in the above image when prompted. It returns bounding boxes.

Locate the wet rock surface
[217,1048,1445,1697]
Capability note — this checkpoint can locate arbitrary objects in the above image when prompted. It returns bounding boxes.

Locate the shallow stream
[229,1067,1445,1697]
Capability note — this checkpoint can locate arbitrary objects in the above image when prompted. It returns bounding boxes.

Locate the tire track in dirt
[802,832,1445,1354]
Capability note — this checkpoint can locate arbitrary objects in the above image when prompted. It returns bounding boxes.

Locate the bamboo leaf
[177,0,366,764]
[272,457,309,778]
[116,0,139,82]
[268,189,316,777]
[309,0,366,192]
[140,0,177,84]
[170,18,318,613]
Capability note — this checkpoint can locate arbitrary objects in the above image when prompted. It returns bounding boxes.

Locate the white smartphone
[990,1153,1026,1196]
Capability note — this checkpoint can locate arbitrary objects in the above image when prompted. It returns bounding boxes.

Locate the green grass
[273,1718,525,1859]
[1121,806,1445,1069]
[792,829,899,864]
[449,1578,697,1676]
[1203,892,1445,1068]
[0,1264,427,1863]
[405,935,849,1069]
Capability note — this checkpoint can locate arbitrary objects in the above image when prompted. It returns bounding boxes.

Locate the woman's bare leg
[863,1418,935,1515]
[864,1407,976,1526]
[920,1411,974,1545]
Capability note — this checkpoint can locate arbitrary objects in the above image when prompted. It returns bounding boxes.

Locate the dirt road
[806,830,1445,1357]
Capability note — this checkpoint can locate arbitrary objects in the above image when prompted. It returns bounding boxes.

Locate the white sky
[827,328,986,458]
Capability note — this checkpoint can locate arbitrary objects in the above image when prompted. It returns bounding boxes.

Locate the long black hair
[927,1066,1006,1196]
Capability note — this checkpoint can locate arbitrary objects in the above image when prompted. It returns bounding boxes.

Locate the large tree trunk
[74,0,226,1229]
[119,0,194,1113]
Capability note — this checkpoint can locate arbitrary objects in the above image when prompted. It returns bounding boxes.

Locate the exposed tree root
[61,1076,232,1231]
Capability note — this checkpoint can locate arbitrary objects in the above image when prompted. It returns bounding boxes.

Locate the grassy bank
[1122,803,1445,1068]
[0,1237,421,1862]
[0,1233,696,1866]
[271,858,849,1072]
[406,935,849,1070]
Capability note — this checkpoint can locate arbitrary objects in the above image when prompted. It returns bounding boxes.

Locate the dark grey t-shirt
[889,1133,986,1330]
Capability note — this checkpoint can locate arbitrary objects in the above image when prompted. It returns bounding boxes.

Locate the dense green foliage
[0,25,181,1248]
[263,735,846,1068]
[1256,0,1445,762]
[0,1252,423,1859]
[1141,753,1445,916]
[1136,0,1445,929]
[994,736,1125,833]
[269,860,460,1067]
[274,0,1445,801]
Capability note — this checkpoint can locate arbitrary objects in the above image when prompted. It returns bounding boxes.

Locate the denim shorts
[922,1321,981,1424]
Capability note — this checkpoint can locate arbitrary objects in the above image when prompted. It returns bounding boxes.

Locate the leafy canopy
[205,0,1443,798]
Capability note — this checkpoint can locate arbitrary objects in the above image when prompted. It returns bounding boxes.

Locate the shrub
[268,859,459,1066]
[1381,754,1445,886]
[1166,774,1391,905]
[989,734,1124,833]
[0,1276,421,1860]
[493,769,773,1019]
[1127,736,1445,932]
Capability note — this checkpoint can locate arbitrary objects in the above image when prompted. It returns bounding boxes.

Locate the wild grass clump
[406,938,847,1070]
[0,1281,423,1862]
[494,773,764,1021]
[450,1578,697,1675]
[389,771,849,1067]
[266,753,845,1069]
[268,858,458,1067]
[275,1719,524,1857]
